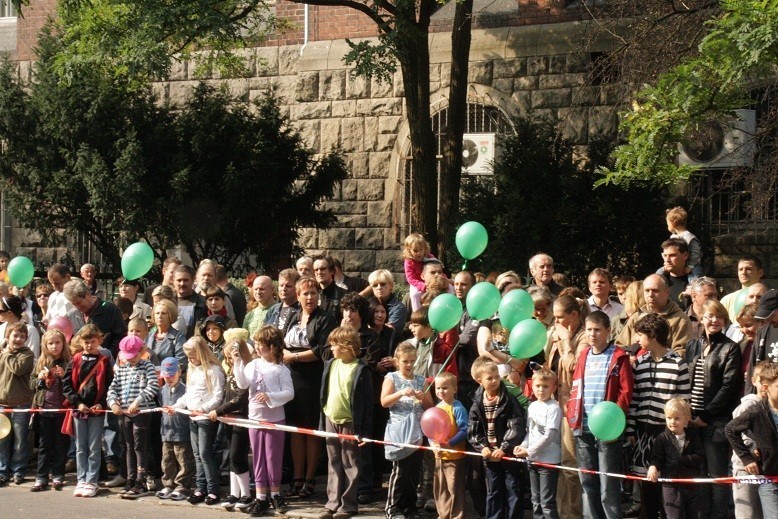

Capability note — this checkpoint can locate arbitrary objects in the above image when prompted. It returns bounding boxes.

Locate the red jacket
[566,344,633,432]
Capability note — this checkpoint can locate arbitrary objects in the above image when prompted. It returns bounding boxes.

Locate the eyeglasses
[36,294,49,298]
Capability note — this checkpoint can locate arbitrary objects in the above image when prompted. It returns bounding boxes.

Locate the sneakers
[73,482,86,497]
[81,483,98,497]
[235,496,255,511]
[121,483,150,499]
[188,490,206,504]
[249,498,270,515]
[169,490,189,501]
[205,493,220,505]
[13,475,25,485]
[271,494,289,514]
[104,475,127,488]
[156,487,173,499]
[221,495,240,509]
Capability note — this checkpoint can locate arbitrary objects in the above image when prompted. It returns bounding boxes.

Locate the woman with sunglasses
[0,295,41,360]
[32,284,52,335]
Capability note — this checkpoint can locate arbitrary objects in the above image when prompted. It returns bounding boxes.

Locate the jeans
[758,481,778,518]
[103,412,122,464]
[575,432,623,519]
[484,459,524,519]
[120,413,150,482]
[190,419,219,495]
[700,424,730,519]
[529,465,559,519]
[74,414,105,485]
[36,414,70,483]
[0,410,30,478]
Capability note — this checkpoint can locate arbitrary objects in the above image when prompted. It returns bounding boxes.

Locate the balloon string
[423,339,461,394]
[462,260,469,270]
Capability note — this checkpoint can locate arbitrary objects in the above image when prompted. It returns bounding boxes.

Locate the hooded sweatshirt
[730,393,762,471]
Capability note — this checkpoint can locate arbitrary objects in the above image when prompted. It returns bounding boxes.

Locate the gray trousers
[161,440,195,492]
[325,419,361,514]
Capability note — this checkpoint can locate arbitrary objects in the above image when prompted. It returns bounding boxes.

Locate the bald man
[617,274,694,356]
[243,275,276,337]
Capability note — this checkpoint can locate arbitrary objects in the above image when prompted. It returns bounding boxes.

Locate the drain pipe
[300,4,309,56]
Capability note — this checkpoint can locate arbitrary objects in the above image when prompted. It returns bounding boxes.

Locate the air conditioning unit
[462,133,497,175]
[677,109,756,169]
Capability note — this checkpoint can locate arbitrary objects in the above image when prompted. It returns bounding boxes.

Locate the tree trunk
[438,0,472,262]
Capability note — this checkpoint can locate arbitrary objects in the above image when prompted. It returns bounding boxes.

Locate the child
[625,313,690,519]
[729,360,767,519]
[233,325,295,515]
[107,335,160,498]
[320,326,373,519]
[468,356,527,519]
[613,275,636,307]
[647,398,704,519]
[200,314,227,361]
[408,307,459,379]
[30,329,72,491]
[204,287,237,328]
[382,342,433,519]
[566,311,633,519]
[726,361,778,517]
[156,357,195,501]
[513,367,562,519]
[172,336,225,505]
[0,322,35,486]
[429,371,468,519]
[665,206,703,277]
[208,339,251,511]
[403,233,435,312]
[61,323,113,497]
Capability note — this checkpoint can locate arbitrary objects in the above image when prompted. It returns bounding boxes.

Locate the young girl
[0,322,35,487]
[107,335,160,498]
[402,233,435,312]
[31,329,72,491]
[233,325,295,515]
[172,336,225,505]
[201,314,227,361]
[61,324,113,498]
[382,341,433,519]
[208,339,251,511]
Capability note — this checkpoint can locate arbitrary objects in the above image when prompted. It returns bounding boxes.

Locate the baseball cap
[755,289,777,320]
[160,357,179,377]
[118,335,144,361]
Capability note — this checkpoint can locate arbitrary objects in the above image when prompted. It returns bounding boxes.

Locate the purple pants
[248,422,285,488]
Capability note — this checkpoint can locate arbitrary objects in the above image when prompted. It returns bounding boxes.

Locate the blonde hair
[531,366,558,383]
[471,356,499,381]
[736,303,759,324]
[665,397,692,419]
[435,371,458,388]
[183,336,221,393]
[69,335,84,355]
[666,206,688,227]
[328,326,361,357]
[35,329,71,373]
[402,233,430,260]
[153,299,178,325]
[222,338,253,373]
[701,299,729,321]
[393,341,417,360]
[624,280,644,315]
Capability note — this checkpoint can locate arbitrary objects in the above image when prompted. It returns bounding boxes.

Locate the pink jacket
[403,253,436,292]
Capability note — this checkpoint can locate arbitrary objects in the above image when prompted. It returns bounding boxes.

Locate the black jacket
[725,400,778,476]
[215,371,249,418]
[685,331,741,423]
[745,324,778,394]
[319,359,373,437]
[468,382,527,453]
[649,427,704,479]
[320,282,347,321]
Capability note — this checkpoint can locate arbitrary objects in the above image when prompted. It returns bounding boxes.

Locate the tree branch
[289,0,392,27]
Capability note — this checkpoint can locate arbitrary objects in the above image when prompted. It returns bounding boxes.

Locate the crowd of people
[0,205,776,519]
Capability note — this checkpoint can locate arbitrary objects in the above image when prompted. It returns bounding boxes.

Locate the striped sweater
[626,349,690,434]
[106,359,159,410]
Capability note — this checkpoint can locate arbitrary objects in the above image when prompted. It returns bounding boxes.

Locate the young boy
[566,311,633,519]
[626,314,690,519]
[468,356,527,519]
[408,307,459,379]
[726,361,778,516]
[514,367,562,519]
[647,398,704,519]
[666,206,703,277]
[156,357,195,501]
[613,275,636,307]
[729,360,768,519]
[107,335,159,498]
[429,372,468,519]
[320,327,373,519]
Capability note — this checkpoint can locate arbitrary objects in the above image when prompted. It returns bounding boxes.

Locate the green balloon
[588,401,626,442]
[121,242,154,281]
[499,289,535,330]
[455,221,488,260]
[428,293,463,332]
[733,288,748,316]
[466,282,501,320]
[7,256,35,287]
[508,318,547,359]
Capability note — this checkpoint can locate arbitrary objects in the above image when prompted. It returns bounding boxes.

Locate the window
[397,101,514,239]
[0,0,16,18]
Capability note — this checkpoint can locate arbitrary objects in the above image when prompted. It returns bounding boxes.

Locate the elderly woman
[146,299,187,374]
[366,269,406,332]
[527,284,554,329]
[150,284,187,333]
[32,283,53,335]
[282,277,337,499]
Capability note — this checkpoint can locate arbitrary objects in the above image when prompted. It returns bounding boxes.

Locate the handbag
[61,359,102,437]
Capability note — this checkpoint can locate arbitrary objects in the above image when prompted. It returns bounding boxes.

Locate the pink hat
[118,335,144,361]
